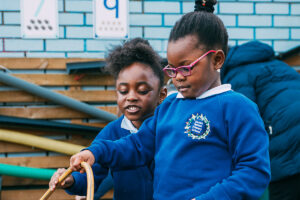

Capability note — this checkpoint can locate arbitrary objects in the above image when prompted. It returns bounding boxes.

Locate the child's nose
[126,91,138,101]
[175,71,186,81]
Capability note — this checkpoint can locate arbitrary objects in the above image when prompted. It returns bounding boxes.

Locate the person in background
[69,1,271,199]
[221,40,300,200]
[49,37,167,200]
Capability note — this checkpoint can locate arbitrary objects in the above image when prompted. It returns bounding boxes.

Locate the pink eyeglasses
[163,50,216,78]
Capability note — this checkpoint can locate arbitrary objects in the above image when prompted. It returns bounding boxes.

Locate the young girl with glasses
[70,0,271,199]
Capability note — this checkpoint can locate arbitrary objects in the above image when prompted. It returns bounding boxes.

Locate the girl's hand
[70,150,95,173]
[49,168,74,191]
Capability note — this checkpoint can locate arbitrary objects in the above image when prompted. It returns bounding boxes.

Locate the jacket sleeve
[65,123,117,196]
[86,114,157,171]
[195,98,271,200]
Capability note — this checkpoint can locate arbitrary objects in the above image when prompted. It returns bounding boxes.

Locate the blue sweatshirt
[88,85,271,200]
[66,116,153,200]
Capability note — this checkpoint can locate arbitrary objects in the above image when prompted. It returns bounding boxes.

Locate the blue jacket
[221,41,300,181]
[87,88,270,200]
[66,116,153,200]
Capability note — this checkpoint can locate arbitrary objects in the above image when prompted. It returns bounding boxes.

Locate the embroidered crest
[184,113,210,140]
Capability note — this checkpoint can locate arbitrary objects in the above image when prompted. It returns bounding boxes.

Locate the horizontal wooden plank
[1,188,113,200]
[0,106,118,119]
[0,156,70,168]
[0,90,117,103]
[2,176,49,187]
[1,189,76,200]
[0,58,103,70]
[0,74,114,86]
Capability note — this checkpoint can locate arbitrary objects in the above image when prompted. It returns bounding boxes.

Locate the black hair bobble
[194,0,216,13]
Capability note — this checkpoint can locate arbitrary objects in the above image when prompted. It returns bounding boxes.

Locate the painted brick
[227,28,254,39]
[218,15,236,27]
[182,2,194,14]
[219,2,253,14]
[26,52,65,58]
[46,39,84,51]
[256,28,289,39]
[274,41,300,52]
[67,52,105,58]
[159,52,166,58]
[86,13,93,25]
[130,27,143,38]
[162,39,168,53]
[239,15,271,27]
[164,14,182,26]
[129,1,142,13]
[65,0,92,12]
[291,4,300,15]
[273,0,300,2]
[66,27,93,38]
[0,39,2,51]
[86,40,123,51]
[256,3,289,14]
[148,39,162,52]
[0,12,2,24]
[291,29,300,39]
[130,14,162,26]
[238,0,271,2]
[0,25,21,37]
[0,0,20,11]
[59,26,64,38]
[59,13,84,25]
[274,16,300,27]
[0,52,25,57]
[3,12,20,24]
[228,40,237,47]
[144,27,171,39]
[144,2,180,13]
[5,39,43,51]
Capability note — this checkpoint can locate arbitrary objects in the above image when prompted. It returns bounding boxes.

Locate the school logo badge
[184,113,210,140]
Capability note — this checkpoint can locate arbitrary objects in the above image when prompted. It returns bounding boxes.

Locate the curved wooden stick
[40,162,94,200]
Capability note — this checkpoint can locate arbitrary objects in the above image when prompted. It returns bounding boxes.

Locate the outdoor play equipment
[40,162,94,200]
[0,71,117,122]
[0,129,85,155]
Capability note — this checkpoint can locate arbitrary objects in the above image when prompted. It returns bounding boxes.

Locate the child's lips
[125,105,140,114]
[178,86,190,92]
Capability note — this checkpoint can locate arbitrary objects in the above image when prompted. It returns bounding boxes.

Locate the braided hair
[169,0,228,55]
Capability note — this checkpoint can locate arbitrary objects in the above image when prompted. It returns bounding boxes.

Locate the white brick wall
[0,0,300,57]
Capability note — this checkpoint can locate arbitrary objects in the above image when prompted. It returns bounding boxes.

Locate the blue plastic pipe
[0,71,117,122]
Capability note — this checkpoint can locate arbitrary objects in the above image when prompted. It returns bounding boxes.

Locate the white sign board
[94,0,129,39]
[21,0,59,38]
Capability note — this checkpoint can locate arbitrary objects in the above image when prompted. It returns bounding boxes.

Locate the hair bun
[194,0,216,13]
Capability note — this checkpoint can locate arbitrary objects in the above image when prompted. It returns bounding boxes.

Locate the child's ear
[212,50,225,71]
[158,87,168,104]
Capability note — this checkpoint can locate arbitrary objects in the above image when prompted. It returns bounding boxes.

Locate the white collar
[121,116,138,134]
[176,84,232,99]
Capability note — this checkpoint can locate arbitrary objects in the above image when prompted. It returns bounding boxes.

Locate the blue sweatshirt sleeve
[86,114,157,170]
[65,123,117,196]
[195,97,271,200]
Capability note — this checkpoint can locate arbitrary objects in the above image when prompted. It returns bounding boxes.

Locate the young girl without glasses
[70,1,271,199]
[49,38,167,200]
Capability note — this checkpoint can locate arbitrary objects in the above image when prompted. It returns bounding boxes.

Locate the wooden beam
[0,74,114,86]
[0,106,118,119]
[0,58,103,70]
[0,156,70,168]
[0,90,117,103]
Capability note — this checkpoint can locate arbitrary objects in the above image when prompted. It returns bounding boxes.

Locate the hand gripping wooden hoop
[40,162,94,200]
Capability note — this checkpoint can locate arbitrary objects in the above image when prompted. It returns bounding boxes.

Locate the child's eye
[118,90,128,95]
[138,90,150,95]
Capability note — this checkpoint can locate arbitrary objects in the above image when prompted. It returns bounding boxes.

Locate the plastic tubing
[0,129,86,155]
[0,163,55,180]
[0,71,117,122]
[40,162,94,200]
